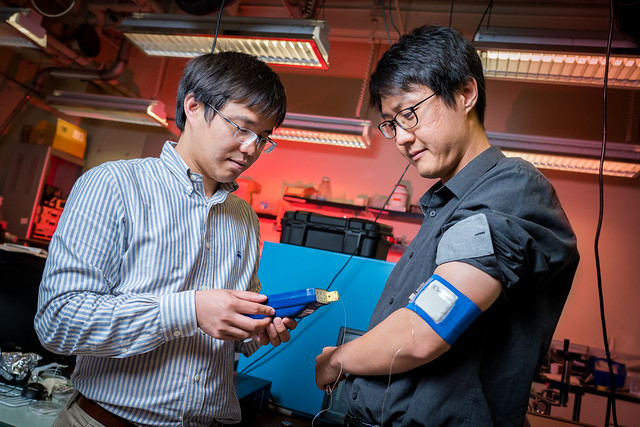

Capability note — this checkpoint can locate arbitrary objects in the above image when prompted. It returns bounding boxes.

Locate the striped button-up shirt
[35,141,261,426]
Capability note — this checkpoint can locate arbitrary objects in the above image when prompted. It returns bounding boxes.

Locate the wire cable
[472,0,493,43]
[387,0,402,40]
[326,161,411,292]
[379,0,393,47]
[595,0,619,425]
[448,0,455,28]
[210,0,227,54]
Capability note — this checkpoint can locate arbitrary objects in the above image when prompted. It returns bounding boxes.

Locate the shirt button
[173,330,182,337]
[194,374,200,383]
[205,243,211,250]
[122,348,128,354]
[352,392,357,400]
[429,210,436,217]
[190,175,198,181]
[409,252,414,259]
[389,298,394,305]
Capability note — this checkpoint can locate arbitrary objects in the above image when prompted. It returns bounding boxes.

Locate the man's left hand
[255,317,297,346]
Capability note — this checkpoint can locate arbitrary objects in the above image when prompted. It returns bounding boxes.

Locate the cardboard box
[29,119,87,159]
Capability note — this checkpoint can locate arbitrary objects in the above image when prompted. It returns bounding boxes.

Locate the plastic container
[280,210,392,260]
[316,177,332,201]
[385,184,409,212]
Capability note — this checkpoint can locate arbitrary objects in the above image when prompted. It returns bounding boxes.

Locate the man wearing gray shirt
[315,25,579,426]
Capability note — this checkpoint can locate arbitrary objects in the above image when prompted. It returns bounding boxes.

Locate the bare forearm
[333,309,450,376]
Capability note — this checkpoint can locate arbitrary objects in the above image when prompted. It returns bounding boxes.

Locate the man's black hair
[369,25,486,125]
[175,51,287,131]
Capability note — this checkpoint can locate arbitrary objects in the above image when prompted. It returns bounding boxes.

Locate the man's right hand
[195,289,275,341]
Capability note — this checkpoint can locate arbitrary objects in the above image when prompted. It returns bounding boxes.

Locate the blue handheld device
[248,288,339,319]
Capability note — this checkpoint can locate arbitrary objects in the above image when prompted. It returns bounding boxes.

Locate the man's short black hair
[175,51,287,131]
[369,25,486,125]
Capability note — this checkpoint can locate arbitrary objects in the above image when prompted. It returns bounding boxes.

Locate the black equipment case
[280,210,393,260]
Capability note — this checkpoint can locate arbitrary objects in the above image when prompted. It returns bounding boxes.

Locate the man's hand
[195,289,275,341]
[315,346,346,391]
[255,317,298,347]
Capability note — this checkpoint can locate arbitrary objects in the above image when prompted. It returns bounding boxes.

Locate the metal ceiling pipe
[1,38,132,135]
[33,38,132,93]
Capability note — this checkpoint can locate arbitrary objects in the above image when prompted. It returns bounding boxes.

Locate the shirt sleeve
[436,161,579,293]
[34,164,198,358]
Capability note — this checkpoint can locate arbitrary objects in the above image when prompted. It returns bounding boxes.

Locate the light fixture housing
[0,7,46,48]
[271,113,371,149]
[473,27,640,88]
[119,13,329,69]
[488,132,640,178]
[46,90,168,128]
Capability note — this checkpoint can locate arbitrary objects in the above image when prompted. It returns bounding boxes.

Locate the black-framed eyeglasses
[205,103,277,154]
[378,93,436,139]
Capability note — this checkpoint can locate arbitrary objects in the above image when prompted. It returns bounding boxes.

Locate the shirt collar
[419,146,505,211]
[442,146,505,199]
[159,141,239,197]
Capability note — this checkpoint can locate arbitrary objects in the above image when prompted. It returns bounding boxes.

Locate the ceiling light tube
[119,13,329,69]
[272,113,371,149]
[0,7,46,48]
[46,90,168,128]
[474,27,640,88]
[488,131,640,178]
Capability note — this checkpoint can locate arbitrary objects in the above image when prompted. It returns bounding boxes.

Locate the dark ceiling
[0,0,637,134]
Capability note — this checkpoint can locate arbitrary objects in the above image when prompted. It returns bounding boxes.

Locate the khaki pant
[52,391,107,427]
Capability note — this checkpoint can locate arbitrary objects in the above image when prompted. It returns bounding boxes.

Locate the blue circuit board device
[248,288,339,319]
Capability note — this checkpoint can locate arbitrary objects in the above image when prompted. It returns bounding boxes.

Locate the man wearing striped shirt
[35,51,296,426]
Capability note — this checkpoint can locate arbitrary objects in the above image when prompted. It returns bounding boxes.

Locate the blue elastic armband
[405,274,481,345]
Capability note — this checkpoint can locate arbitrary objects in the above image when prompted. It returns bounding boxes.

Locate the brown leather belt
[74,393,136,427]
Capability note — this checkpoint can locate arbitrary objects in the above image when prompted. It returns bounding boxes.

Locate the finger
[255,329,269,346]
[266,322,281,347]
[230,290,269,303]
[236,299,275,318]
[272,317,290,344]
[226,313,272,338]
[282,317,298,331]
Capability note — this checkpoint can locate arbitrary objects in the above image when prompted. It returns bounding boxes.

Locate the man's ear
[460,78,478,116]
[183,93,202,126]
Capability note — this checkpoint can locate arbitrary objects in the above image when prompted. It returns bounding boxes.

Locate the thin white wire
[312,297,348,426]
[381,347,403,426]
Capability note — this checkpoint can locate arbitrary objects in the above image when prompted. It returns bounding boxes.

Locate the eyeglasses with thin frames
[378,93,436,139]
[205,103,277,154]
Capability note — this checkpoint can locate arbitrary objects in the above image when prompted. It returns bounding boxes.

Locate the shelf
[369,208,424,223]
[282,195,367,212]
[281,195,424,224]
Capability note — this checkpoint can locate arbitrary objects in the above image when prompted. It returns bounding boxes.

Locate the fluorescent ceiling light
[488,132,640,178]
[0,7,46,48]
[119,13,329,69]
[46,90,168,128]
[474,27,640,88]
[272,113,371,149]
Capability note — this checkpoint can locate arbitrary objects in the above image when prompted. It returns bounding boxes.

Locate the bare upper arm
[433,261,501,312]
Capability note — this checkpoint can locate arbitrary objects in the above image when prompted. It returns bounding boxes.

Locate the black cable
[449,0,455,28]
[388,0,402,40]
[326,161,411,292]
[240,162,412,375]
[210,0,226,54]
[472,0,493,43]
[595,1,619,426]
[379,0,393,47]
[242,0,408,387]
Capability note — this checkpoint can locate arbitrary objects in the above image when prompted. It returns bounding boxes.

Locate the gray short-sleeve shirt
[343,146,579,426]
